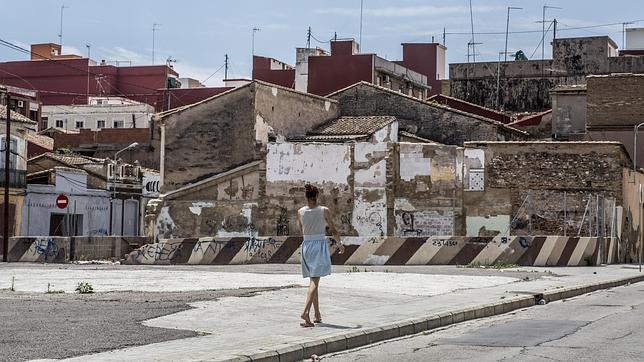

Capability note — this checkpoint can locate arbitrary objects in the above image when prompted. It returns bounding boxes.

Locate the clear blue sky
[2,0,643,86]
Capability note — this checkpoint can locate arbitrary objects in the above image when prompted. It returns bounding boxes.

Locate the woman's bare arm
[296,210,304,235]
[324,207,344,254]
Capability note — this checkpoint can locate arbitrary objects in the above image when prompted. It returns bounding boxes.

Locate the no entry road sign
[56,194,69,209]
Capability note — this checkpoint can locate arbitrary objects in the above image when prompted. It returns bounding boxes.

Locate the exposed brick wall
[54,128,151,149]
[587,74,644,127]
[464,142,627,236]
[449,37,644,112]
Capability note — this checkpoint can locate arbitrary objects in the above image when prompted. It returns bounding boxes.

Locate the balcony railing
[0,169,27,188]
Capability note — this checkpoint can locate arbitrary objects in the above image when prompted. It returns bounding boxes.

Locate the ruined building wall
[160,83,339,192]
[261,143,356,236]
[161,86,256,190]
[463,142,627,237]
[621,169,644,263]
[330,83,526,146]
[254,82,339,140]
[587,74,644,128]
[449,37,644,112]
[394,143,464,237]
[154,165,260,240]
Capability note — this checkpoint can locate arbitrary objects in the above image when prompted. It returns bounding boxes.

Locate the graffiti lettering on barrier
[192,240,233,255]
[432,239,458,247]
[244,236,281,262]
[132,243,182,262]
[29,238,59,261]
[519,237,532,248]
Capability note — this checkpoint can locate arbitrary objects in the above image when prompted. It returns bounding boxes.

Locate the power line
[442,19,644,36]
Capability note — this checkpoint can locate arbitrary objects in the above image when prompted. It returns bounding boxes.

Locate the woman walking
[297,184,344,327]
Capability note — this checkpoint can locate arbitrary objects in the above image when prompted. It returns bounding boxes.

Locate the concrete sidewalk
[43,265,644,362]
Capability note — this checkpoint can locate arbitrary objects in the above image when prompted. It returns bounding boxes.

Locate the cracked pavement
[324,281,644,362]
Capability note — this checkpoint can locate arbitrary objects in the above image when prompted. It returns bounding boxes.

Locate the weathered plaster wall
[353,142,389,237]
[161,86,256,190]
[154,166,260,240]
[254,82,338,139]
[160,82,339,192]
[394,143,463,237]
[464,142,627,238]
[330,83,526,146]
[621,169,644,263]
[262,142,354,236]
[551,90,587,139]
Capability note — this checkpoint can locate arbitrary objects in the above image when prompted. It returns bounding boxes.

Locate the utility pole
[553,19,557,42]
[86,44,91,104]
[504,7,522,62]
[359,0,364,49]
[252,27,261,58]
[152,23,161,64]
[541,5,562,60]
[469,0,476,62]
[58,5,69,47]
[443,27,446,46]
[2,89,9,262]
[307,26,312,49]
[224,54,229,80]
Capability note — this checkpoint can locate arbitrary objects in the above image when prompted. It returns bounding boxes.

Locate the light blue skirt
[301,234,332,278]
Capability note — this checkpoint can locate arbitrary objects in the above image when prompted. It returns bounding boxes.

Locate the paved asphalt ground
[325,281,644,362]
[0,264,549,361]
[0,286,289,362]
[0,264,640,361]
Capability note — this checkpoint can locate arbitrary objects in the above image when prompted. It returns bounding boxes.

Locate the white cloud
[316,5,505,17]
[63,45,83,56]
[98,46,147,63]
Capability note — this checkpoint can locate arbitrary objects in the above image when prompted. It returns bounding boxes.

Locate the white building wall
[42,102,154,131]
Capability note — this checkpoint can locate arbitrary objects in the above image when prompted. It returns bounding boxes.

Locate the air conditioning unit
[17,100,24,108]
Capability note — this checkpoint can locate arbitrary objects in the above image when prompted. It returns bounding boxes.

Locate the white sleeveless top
[298,206,327,236]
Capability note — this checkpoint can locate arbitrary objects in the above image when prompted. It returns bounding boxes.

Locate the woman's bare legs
[301,277,320,327]
[313,285,321,322]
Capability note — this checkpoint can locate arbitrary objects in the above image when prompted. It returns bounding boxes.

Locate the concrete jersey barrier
[124,236,601,266]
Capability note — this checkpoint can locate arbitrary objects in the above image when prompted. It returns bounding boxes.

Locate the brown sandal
[301,314,315,328]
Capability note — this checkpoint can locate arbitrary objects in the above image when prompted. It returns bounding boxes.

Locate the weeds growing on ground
[46,283,65,294]
[75,282,94,294]
[465,261,519,269]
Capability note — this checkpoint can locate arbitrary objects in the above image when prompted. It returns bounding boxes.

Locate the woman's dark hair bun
[304,183,319,198]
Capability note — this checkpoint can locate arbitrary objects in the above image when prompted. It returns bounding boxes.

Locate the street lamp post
[110,142,139,236]
[1,87,8,262]
[634,122,644,173]
[504,7,522,62]
[541,5,562,60]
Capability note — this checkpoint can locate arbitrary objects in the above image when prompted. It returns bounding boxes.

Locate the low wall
[124,236,602,266]
[3,236,150,263]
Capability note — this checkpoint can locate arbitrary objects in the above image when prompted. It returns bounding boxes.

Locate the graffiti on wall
[29,238,59,261]
[276,207,289,236]
[394,209,455,237]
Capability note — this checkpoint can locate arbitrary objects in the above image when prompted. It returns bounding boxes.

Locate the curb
[228,274,644,362]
